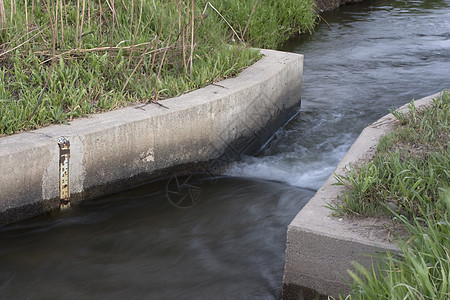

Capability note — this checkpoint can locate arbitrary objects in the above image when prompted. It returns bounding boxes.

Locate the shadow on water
[1,0,450,298]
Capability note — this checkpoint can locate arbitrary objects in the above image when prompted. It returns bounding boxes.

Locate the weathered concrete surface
[315,0,365,12]
[0,49,304,226]
[282,92,443,299]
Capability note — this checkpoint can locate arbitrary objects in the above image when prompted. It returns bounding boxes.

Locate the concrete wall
[0,49,304,226]
[282,92,443,299]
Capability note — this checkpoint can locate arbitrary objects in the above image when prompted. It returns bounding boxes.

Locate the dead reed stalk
[202,2,242,43]
[79,0,86,48]
[129,0,133,35]
[181,0,188,75]
[24,0,28,31]
[127,0,143,69]
[9,0,14,23]
[76,0,80,47]
[98,0,102,42]
[242,0,259,40]
[1,0,7,30]
[59,0,64,44]
[189,0,194,74]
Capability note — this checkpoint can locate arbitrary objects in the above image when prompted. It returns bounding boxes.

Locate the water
[228,0,450,190]
[1,0,450,298]
[0,178,314,299]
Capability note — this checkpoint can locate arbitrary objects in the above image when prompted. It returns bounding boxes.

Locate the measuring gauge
[57,137,71,209]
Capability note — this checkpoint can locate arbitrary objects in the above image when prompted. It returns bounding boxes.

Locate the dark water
[0,178,314,299]
[1,0,450,299]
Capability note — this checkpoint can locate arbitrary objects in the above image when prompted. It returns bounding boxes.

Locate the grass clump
[331,91,449,219]
[207,0,317,49]
[337,189,450,300]
[327,91,449,299]
[0,0,318,136]
[0,1,265,136]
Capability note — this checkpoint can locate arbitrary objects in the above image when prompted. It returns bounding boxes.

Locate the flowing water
[1,0,449,299]
[228,0,450,190]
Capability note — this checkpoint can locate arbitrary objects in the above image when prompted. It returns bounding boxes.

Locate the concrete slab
[282,92,443,299]
[0,49,304,226]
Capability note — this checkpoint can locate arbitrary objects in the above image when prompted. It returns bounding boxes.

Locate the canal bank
[0,49,304,226]
[282,92,444,299]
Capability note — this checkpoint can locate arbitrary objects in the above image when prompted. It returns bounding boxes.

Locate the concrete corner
[282,92,443,298]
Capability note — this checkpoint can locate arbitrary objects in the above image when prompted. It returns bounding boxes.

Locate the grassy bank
[0,0,317,136]
[329,91,449,299]
[209,0,317,49]
[343,194,449,299]
[331,91,449,219]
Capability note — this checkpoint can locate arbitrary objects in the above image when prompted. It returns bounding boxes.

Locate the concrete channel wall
[0,49,304,226]
[282,92,443,299]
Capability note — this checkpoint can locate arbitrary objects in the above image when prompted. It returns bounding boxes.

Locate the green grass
[0,0,318,136]
[207,0,317,49]
[336,189,450,300]
[330,91,449,219]
[326,91,450,299]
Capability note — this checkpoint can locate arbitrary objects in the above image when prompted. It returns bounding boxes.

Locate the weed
[339,189,450,299]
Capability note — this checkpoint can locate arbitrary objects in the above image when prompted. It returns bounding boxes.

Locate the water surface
[228,0,450,190]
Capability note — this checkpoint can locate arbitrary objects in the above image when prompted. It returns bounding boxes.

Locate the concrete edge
[0,49,304,226]
[282,91,444,299]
